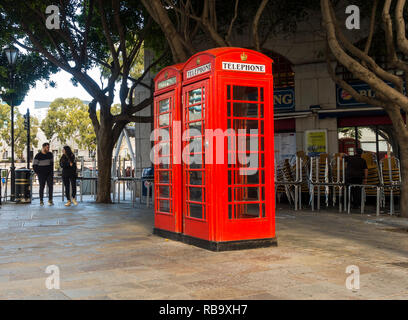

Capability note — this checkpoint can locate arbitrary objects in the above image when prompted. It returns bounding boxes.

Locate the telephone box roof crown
[184,47,274,63]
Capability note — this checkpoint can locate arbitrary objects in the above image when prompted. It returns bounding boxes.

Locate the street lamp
[3,45,18,201]
[4,46,18,65]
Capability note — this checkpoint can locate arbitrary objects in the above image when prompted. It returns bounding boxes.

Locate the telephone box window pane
[188,137,202,153]
[159,171,170,183]
[228,152,236,167]
[159,186,170,198]
[229,170,259,185]
[234,153,259,169]
[159,162,170,169]
[233,86,258,101]
[233,103,259,118]
[159,99,170,113]
[189,121,202,132]
[158,142,170,156]
[159,114,169,126]
[245,171,259,184]
[189,105,202,121]
[233,187,260,201]
[236,203,260,218]
[260,88,264,102]
[227,85,231,100]
[189,171,203,185]
[228,204,233,219]
[233,120,259,131]
[159,200,170,212]
[189,88,202,105]
[189,203,203,219]
[236,135,260,153]
[189,187,203,202]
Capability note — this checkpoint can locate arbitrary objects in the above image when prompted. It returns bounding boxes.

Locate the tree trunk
[96,127,114,203]
[398,138,408,217]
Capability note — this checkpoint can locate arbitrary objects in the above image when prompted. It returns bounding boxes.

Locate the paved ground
[0,199,408,300]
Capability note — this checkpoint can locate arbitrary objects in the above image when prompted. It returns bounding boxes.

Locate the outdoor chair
[380,156,401,215]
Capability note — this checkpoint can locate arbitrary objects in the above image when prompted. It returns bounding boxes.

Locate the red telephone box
[153,63,184,238]
[153,48,276,251]
[181,48,276,250]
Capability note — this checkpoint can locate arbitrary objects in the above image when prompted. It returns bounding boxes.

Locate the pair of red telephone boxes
[153,47,276,251]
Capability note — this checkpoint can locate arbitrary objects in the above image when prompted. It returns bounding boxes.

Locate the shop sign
[274,87,295,111]
[336,82,397,107]
[305,129,327,156]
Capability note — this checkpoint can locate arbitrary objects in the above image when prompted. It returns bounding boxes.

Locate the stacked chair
[275,158,295,205]
[295,151,310,209]
[275,151,399,215]
[380,156,401,215]
[308,153,330,210]
[331,153,346,212]
[356,152,381,215]
[275,153,308,210]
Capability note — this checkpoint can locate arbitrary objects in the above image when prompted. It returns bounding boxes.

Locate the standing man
[345,148,368,209]
[33,142,54,206]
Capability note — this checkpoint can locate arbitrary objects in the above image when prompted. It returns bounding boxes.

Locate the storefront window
[338,125,395,160]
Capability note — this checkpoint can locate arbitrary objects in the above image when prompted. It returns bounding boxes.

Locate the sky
[16,67,121,120]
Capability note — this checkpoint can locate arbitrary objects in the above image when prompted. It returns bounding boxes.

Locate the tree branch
[395,0,408,56]
[79,0,95,66]
[321,0,408,111]
[88,99,100,133]
[129,49,168,107]
[225,0,239,46]
[325,45,386,109]
[329,4,403,91]
[363,0,378,57]
[382,0,408,75]
[252,0,269,51]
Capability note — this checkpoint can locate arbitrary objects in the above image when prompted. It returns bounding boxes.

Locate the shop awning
[317,107,385,119]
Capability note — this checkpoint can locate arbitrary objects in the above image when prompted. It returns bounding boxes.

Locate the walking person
[60,146,78,207]
[345,148,368,209]
[33,142,54,206]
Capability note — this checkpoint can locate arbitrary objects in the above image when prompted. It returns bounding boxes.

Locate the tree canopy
[0,1,161,202]
[0,103,39,160]
[142,0,322,63]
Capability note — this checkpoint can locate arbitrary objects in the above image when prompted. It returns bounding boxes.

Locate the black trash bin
[141,167,154,197]
[15,169,32,203]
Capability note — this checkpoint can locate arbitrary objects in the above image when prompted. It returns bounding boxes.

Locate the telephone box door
[182,80,210,240]
[154,90,181,233]
[219,78,275,241]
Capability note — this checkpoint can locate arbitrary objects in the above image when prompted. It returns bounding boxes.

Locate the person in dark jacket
[33,142,54,206]
[345,148,368,209]
[60,146,78,206]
